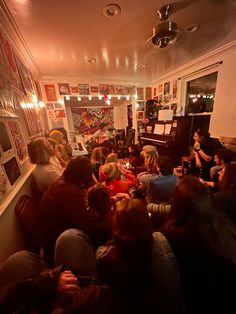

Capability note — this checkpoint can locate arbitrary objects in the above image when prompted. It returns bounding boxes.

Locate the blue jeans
[0,229,98,288]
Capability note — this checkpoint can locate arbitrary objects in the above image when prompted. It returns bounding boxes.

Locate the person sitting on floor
[90,147,104,180]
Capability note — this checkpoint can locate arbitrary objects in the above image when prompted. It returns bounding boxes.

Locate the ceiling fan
[146,0,199,50]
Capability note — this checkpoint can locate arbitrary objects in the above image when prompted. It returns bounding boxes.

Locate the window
[186,72,218,114]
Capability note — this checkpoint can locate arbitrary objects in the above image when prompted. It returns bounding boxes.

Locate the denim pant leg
[54,228,98,279]
[0,250,47,288]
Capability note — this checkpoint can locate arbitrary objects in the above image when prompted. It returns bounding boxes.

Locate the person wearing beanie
[102,162,137,196]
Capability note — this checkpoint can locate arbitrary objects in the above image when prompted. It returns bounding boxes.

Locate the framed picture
[7,120,27,164]
[137,87,144,100]
[99,84,109,95]
[146,125,153,133]
[34,80,43,101]
[164,81,170,95]
[3,157,21,186]
[173,79,178,99]
[137,111,144,120]
[90,85,99,94]
[46,103,54,109]
[78,83,90,95]
[145,87,152,100]
[54,109,65,118]
[70,86,79,94]
[158,84,163,93]
[58,83,71,95]
[44,84,57,101]
[15,54,34,94]
[54,102,64,109]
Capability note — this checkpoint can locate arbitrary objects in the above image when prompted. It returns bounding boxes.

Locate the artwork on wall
[127,104,133,128]
[51,118,64,128]
[22,107,42,137]
[0,41,10,91]
[47,110,55,119]
[44,84,57,101]
[137,87,144,100]
[137,111,144,120]
[99,84,109,95]
[71,107,114,135]
[171,103,178,115]
[173,79,178,99]
[0,31,24,93]
[153,87,157,96]
[54,109,65,118]
[46,103,54,109]
[58,83,71,95]
[0,166,8,199]
[34,80,43,101]
[3,156,21,186]
[115,85,126,95]
[15,54,34,94]
[78,83,90,95]
[164,81,170,95]
[108,85,115,95]
[136,101,145,111]
[54,102,64,109]
[158,84,163,93]
[0,121,12,153]
[158,94,163,104]
[70,86,78,94]
[7,120,27,164]
[90,86,99,94]
[145,87,152,100]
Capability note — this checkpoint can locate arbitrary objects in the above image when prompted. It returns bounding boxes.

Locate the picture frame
[137,111,144,120]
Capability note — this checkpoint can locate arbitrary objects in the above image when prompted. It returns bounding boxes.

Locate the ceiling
[3,0,236,84]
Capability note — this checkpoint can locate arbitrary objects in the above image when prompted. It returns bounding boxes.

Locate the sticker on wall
[58,83,71,95]
[44,84,57,101]
[78,84,90,95]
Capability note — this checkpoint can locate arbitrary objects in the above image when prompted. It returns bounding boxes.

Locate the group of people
[0,127,236,313]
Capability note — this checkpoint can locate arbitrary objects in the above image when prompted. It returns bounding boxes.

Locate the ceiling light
[108,95,111,100]
[65,96,70,101]
[103,3,121,18]
[88,58,97,64]
[117,96,121,100]
[106,100,111,105]
[98,95,102,100]
[88,96,92,100]
[126,96,130,100]
[77,97,81,101]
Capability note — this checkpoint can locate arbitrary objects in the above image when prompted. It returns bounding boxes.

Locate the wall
[152,42,236,138]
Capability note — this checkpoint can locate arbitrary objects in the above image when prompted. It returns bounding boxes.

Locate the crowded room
[0,0,236,313]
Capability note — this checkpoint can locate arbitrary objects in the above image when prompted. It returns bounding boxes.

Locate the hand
[194,142,200,150]
[57,270,78,294]
[115,193,130,201]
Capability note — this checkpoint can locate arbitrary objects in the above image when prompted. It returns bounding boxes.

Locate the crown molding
[0,0,41,76]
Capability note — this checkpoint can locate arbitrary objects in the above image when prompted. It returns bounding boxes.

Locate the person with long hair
[162,176,236,314]
[90,147,104,180]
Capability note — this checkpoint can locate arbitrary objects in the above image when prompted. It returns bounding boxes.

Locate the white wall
[152,42,236,138]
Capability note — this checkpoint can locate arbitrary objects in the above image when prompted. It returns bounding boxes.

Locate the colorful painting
[71,107,114,135]
[90,85,99,94]
[58,83,71,95]
[70,86,78,94]
[44,84,57,101]
[15,54,34,94]
[137,111,144,120]
[7,120,27,163]
[137,87,144,100]
[78,83,90,95]
[54,109,65,118]
[145,87,152,100]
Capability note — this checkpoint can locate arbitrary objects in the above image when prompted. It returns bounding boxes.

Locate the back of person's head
[145,153,159,174]
[113,198,153,245]
[90,147,103,163]
[219,162,236,190]
[64,156,93,188]
[103,162,120,183]
[164,176,236,263]
[49,129,64,144]
[87,184,110,217]
[157,156,174,176]
[27,138,54,165]
[214,149,234,164]
[105,152,118,164]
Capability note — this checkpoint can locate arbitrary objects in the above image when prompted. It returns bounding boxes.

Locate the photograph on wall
[136,101,145,111]
[171,103,178,115]
[78,83,90,95]
[0,41,11,91]
[51,118,64,128]
[108,85,115,95]
[58,83,71,95]
[54,102,64,109]
[22,107,42,137]
[54,109,65,118]
[158,94,163,104]
[158,84,163,93]
[15,54,34,94]
[173,79,178,99]
[44,84,57,101]
[71,107,114,135]
[0,32,24,93]
[115,85,126,95]
[90,85,99,94]
[145,87,152,100]
[127,104,133,128]
[3,157,21,186]
[137,111,144,120]
[164,94,171,103]
[137,87,144,100]
[99,84,109,95]
[47,109,55,119]
[34,80,43,101]
[0,121,12,153]
[70,86,78,94]
[126,85,136,96]
[164,81,170,95]
[153,87,157,96]
[0,166,8,199]
[7,120,27,163]
[46,103,54,109]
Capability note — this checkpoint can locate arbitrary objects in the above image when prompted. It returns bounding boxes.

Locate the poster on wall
[34,80,43,101]
[44,84,57,101]
[7,120,27,164]
[0,31,24,93]
[71,107,114,135]
[99,84,109,95]
[137,87,144,100]
[127,104,133,128]
[164,81,170,95]
[173,79,178,99]
[0,42,10,91]
[54,109,65,118]
[115,85,126,95]
[15,54,34,94]
[90,86,99,94]
[78,83,90,95]
[2,156,21,186]
[158,84,163,93]
[51,118,64,128]
[71,86,78,94]
[145,87,152,100]
[58,83,71,95]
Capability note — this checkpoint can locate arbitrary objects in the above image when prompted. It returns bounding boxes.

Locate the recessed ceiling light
[184,24,199,33]
[88,58,97,63]
[103,3,121,18]
[137,63,147,69]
